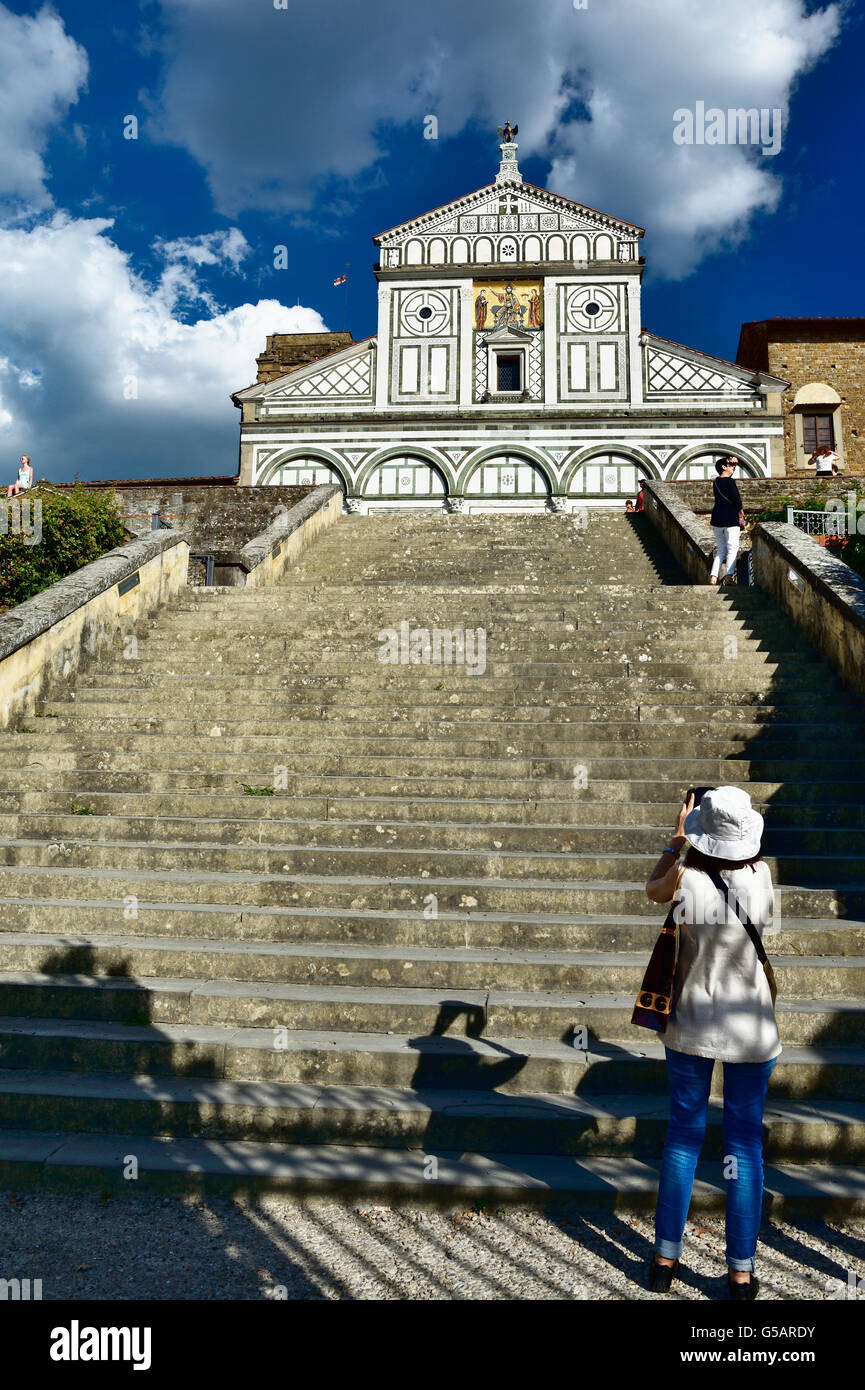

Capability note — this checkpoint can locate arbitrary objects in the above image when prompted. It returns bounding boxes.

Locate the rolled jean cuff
[654,1237,682,1260]
[727,1255,755,1272]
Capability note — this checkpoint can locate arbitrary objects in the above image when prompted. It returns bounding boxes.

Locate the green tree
[0,485,127,612]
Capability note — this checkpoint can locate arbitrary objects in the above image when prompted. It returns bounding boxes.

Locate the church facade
[233,132,788,512]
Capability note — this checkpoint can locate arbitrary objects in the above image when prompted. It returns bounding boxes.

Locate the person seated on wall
[7,454,33,498]
[635,482,645,512]
[810,445,839,479]
[625,499,635,513]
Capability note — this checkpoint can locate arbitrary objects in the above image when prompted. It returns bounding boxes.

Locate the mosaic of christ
[473,281,543,332]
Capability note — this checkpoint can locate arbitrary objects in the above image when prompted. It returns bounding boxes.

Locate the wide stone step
[88,657,821,682]
[4,812,865,855]
[0,935,863,998]
[0,837,861,887]
[23,719,851,762]
[1,1071,863,1165]
[155,616,802,642]
[58,687,864,723]
[0,1017,862,1100]
[132,635,805,663]
[4,1126,860,1208]
[0,863,854,915]
[2,777,863,816]
[0,973,862,1046]
[4,744,864,782]
[3,790,865,826]
[13,723,834,761]
[2,901,862,953]
[49,682,825,716]
[61,668,843,696]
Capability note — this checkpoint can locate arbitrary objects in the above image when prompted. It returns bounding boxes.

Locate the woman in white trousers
[710,458,743,586]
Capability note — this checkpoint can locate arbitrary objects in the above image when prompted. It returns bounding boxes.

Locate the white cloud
[152,0,841,276]
[0,215,328,479]
[0,3,88,213]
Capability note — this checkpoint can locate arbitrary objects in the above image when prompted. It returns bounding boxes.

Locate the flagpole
[344,263,350,332]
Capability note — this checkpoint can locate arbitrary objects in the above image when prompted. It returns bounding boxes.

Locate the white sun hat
[683,785,764,860]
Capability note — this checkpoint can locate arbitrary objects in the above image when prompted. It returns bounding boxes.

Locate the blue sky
[0,0,861,482]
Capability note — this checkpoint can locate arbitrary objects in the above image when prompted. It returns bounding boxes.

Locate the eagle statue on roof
[497,122,519,143]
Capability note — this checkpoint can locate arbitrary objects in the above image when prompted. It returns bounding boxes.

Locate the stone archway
[358,452,450,502]
[257,452,349,492]
[458,451,553,511]
[564,450,659,503]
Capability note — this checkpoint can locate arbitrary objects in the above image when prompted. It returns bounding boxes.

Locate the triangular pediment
[374,180,643,247]
[642,333,787,398]
[234,338,376,404]
[480,325,534,344]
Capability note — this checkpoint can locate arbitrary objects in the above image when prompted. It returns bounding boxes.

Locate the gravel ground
[3,1193,865,1300]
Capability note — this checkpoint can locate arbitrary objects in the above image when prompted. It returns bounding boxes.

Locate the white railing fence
[786,507,846,537]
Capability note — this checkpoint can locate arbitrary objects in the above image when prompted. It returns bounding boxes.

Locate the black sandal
[649,1256,679,1293]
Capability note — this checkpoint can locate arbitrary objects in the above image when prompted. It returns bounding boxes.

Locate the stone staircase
[1,510,864,1210]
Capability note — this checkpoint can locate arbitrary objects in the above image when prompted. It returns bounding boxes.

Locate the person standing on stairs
[709,458,744,587]
[644,786,781,1300]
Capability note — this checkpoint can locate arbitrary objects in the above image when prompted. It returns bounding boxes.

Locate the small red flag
[333,275,347,286]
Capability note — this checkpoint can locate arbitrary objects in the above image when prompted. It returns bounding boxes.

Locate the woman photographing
[644,786,781,1300]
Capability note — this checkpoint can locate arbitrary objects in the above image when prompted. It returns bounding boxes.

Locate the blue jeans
[654,1047,776,1271]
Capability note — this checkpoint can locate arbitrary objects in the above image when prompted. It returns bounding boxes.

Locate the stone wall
[0,530,188,729]
[737,320,865,475]
[53,482,313,556]
[240,485,343,588]
[641,481,714,583]
[644,478,865,698]
[752,522,865,699]
[675,476,864,514]
[255,332,354,384]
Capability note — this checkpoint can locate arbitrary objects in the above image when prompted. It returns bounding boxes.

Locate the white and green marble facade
[234,139,787,512]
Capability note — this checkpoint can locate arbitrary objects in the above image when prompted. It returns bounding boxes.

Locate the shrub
[0,485,127,613]
[748,493,865,581]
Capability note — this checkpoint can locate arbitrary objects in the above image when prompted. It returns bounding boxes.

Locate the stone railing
[751,523,865,699]
[0,530,188,729]
[232,484,343,588]
[641,480,714,583]
[642,480,865,698]
[0,484,344,726]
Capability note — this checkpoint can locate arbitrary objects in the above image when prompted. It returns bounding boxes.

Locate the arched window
[667,452,756,481]
[791,383,843,464]
[429,238,447,264]
[465,455,550,497]
[362,457,447,498]
[405,240,424,265]
[568,454,648,497]
[267,458,346,489]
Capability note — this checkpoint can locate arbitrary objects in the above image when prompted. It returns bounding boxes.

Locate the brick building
[737,318,865,475]
[254,332,354,384]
